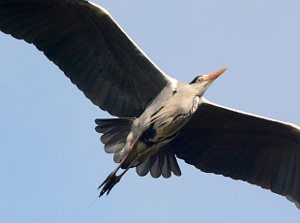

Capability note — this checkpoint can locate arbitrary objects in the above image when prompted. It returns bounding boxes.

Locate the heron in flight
[0,0,300,208]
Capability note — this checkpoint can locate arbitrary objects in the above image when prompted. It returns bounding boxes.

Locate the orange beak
[203,67,227,81]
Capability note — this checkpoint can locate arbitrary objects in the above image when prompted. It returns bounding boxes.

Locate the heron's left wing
[171,99,300,208]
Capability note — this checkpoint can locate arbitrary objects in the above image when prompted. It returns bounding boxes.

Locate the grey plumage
[1,0,300,209]
[0,0,173,117]
[136,145,181,178]
[95,118,133,162]
[172,99,300,207]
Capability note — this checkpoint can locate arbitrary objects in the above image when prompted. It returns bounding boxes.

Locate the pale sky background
[1,0,300,222]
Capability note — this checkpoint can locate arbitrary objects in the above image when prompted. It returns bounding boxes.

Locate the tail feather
[102,133,124,147]
[95,118,134,162]
[136,145,182,178]
[96,118,182,178]
[96,119,132,130]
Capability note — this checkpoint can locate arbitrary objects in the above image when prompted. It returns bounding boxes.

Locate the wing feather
[0,0,176,117]
[172,99,300,208]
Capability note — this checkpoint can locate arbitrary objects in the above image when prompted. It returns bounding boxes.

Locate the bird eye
[190,76,202,84]
[197,76,203,82]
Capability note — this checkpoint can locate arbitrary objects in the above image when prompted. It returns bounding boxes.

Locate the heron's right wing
[0,0,176,117]
[172,99,300,208]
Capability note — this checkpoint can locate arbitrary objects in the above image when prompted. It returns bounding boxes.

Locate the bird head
[190,67,227,96]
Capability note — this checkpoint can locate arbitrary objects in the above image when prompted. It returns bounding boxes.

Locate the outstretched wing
[0,0,175,117]
[172,99,300,208]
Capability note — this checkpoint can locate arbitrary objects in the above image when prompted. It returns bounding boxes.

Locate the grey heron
[0,0,299,208]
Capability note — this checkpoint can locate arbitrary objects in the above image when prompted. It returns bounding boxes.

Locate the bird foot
[98,172,121,197]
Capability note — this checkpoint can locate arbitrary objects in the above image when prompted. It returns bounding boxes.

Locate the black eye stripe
[190,75,203,84]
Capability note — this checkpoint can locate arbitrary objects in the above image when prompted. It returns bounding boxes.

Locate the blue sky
[1,0,300,222]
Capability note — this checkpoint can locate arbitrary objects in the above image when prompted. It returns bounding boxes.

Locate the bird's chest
[139,95,200,149]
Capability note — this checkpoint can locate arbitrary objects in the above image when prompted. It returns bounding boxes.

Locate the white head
[190,68,227,96]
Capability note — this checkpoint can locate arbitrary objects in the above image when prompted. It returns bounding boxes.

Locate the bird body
[1,0,300,209]
[118,80,199,165]
[96,78,207,193]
